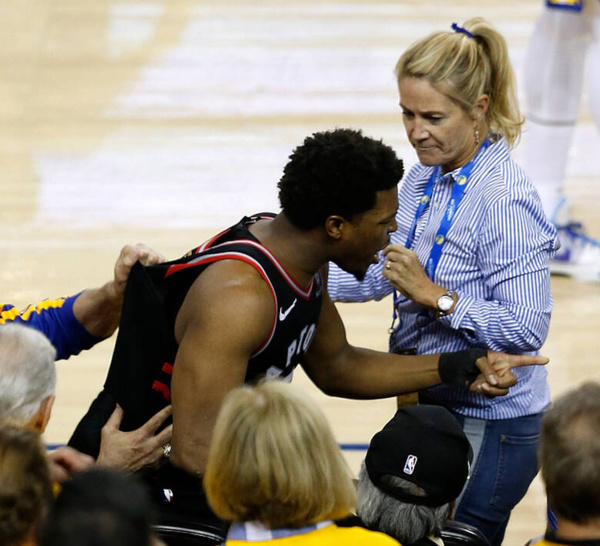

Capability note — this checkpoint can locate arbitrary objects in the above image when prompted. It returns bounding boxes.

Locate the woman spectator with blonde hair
[328,17,558,546]
[204,381,398,546]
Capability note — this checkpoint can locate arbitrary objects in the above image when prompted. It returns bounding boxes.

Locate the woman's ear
[473,94,489,120]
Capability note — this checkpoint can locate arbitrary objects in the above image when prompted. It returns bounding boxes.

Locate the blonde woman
[328,18,558,546]
[204,381,399,546]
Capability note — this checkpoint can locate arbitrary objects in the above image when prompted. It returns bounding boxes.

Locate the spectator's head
[278,129,403,281]
[0,424,53,546]
[0,324,56,432]
[205,380,356,529]
[394,17,523,149]
[540,381,600,527]
[39,467,163,546]
[358,405,472,544]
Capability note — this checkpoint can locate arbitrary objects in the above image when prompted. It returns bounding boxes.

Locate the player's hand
[96,404,173,472]
[470,352,549,397]
[48,446,95,483]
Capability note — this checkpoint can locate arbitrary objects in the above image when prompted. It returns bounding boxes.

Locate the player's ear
[325,215,347,240]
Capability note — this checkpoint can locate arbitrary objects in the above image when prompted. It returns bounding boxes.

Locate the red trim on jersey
[152,380,172,402]
[162,362,174,375]
[165,252,278,357]
[196,227,233,253]
[193,239,313,299]
[195,214,275,254]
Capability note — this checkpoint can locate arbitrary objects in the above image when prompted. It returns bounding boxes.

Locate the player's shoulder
[183,258,274,317]
[197,258,272,289]
[176,258,275,347]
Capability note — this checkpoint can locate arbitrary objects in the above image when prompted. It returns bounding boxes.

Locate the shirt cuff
[58,294,104,359]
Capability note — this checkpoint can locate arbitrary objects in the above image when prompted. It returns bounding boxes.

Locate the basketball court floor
[1,1,599,543]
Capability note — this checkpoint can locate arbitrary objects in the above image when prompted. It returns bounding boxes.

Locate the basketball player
[70,128,547,533]
[521,0,600,282]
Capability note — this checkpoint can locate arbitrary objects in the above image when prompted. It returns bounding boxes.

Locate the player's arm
[302,291,547,398]
[169,260,274,477]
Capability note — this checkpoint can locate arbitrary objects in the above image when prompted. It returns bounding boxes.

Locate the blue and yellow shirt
[0,294,100,360]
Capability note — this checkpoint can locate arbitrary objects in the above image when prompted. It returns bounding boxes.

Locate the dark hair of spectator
[39,468,157,546]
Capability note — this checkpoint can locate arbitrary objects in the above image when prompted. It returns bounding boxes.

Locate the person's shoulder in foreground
[226,521,401,546]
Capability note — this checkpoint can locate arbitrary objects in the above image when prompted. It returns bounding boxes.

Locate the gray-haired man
[350,405,484,546]
[0,323,172,480]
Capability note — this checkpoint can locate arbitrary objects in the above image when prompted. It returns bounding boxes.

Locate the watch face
[437,295,454,312]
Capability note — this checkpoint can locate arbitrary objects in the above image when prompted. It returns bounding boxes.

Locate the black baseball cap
[365,405,472,507]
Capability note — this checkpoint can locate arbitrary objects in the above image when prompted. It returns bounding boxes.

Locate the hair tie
[451,22,474,39]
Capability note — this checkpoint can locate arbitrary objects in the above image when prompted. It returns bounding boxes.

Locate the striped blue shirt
[328,137,558,420]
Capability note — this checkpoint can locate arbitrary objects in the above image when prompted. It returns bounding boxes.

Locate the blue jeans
[451,412,544,546]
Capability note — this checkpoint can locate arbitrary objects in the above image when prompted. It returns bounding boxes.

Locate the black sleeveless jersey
[102,213,324,432]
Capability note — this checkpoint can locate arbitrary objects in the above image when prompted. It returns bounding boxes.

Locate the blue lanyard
[389,138,491,334]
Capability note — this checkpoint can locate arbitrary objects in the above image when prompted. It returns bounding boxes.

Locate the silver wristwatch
[436,290,456,316]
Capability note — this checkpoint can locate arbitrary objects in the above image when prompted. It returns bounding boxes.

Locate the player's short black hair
[278,128,404,230]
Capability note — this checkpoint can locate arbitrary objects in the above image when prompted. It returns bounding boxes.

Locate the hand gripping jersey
[69,214,324,456]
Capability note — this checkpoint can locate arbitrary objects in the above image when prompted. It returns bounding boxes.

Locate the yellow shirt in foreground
[227,522,400,546]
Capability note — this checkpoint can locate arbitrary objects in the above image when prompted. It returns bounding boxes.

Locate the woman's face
[398,77,485,174]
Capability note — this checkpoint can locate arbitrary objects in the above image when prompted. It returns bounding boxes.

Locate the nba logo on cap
[404,454,418,475]
[163,489,174,502]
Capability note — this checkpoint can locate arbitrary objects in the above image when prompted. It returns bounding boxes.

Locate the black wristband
[438,348,488,387]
